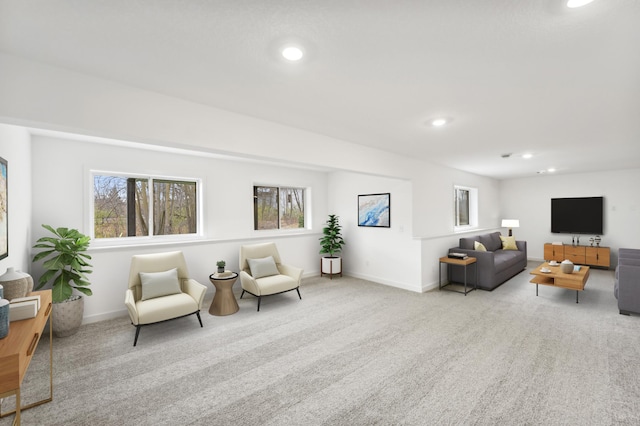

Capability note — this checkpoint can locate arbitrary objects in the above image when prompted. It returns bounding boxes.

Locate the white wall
[0,124,32,276]
[328,171,422,291]
[500,168,640,266]
[412,166,502,289]
[0,52,422,180]
[30,135,329,322]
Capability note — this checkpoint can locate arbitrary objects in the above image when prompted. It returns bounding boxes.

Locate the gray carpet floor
[3,261,639,425]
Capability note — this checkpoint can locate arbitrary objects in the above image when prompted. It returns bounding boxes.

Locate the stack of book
[9,294,41,322]
[448,252,469,260]
[214,270,234,278]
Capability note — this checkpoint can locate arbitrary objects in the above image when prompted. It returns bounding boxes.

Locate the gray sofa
[614,248,640,315]
[448,231,527,290]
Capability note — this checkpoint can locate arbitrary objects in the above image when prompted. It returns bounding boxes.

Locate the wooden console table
[0,290,53,425]
[543,243,610,268]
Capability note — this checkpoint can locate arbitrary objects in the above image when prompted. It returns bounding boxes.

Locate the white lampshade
[501,219,520,228]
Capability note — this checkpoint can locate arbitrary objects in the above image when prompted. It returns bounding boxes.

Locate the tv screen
[551,196,604,234]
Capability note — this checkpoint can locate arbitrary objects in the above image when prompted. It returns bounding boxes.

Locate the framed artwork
[358,193,390,228]
[0,157,7,260]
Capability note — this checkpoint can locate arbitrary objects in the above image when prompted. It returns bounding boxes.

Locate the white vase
[0,267,31,300]
[560,259,574,274]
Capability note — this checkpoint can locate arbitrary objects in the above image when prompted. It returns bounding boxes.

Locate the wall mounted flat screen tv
[551,196,604,234]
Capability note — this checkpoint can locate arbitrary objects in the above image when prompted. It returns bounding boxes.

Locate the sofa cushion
[139,268,182,301]
[459,237,475,250]
[478,232,502,252]
[494,250,525,270]
[500,235,518,250]
[474,241,487,251]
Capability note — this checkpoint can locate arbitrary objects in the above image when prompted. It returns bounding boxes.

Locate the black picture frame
[358,193,390,228]
[0,156,7,260]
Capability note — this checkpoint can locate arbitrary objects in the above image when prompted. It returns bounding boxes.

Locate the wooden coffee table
[530,262,590,303]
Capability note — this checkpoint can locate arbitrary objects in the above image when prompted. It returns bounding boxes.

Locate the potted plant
[216,260,226,273]
[319,214,345,278]
[32,224,93,337]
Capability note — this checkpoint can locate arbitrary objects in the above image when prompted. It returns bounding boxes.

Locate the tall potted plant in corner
[320,214,345,279]
[32,224,93,337]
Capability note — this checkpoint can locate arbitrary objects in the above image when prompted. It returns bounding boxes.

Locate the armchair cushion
[136,293,199,324]
[139,268,182,301]
[247,256,280,279]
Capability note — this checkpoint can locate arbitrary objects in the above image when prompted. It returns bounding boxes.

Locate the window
[253,186,305,230]
[93,173,199,239]
[454,185,478,231]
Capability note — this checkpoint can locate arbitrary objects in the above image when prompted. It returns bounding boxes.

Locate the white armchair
[124,251,207,346]
[239,242,303,311]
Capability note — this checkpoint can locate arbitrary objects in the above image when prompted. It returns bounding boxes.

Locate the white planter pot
[52,295,84,337]
[321,257,342,276]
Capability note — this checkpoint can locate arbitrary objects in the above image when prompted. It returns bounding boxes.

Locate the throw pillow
[500,235,518,250]
[139,268,182,301]
[247,256,280,279]
[474,241,487,251]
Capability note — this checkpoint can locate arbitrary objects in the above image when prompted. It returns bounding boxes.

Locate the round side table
[208,272,239,316]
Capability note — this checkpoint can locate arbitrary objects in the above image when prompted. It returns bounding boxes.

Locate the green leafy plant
[216,260,226,268]
[32,224,93,303]
[319,214,345,258]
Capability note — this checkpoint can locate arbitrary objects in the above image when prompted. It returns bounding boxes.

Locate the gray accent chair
[614,248,640,315]
[448,231,527,290]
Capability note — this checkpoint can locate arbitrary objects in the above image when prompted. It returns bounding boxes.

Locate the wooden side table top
[439,256,477,266]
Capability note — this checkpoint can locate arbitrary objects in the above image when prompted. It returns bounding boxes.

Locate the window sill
[88,230,320,252]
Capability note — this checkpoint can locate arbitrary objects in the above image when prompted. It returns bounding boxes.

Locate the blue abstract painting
[358,193,390,228]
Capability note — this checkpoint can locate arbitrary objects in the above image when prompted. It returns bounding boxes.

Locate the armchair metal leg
[296,288,302,299]
[240,290,245,299]
[133,325,142,347]
[196,311,203,327]
[257,296,261,312]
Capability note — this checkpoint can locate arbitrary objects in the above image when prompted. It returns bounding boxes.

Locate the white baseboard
[346,271,423,293]
[83,308,129,325]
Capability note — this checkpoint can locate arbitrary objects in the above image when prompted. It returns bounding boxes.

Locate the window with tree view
[94,174,198,239]
[254,186,305,230]
[454,184,478,231]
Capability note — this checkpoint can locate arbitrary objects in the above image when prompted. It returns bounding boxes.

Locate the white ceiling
[1,0,639,179]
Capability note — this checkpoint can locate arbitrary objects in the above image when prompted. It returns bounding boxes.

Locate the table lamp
[501,219,520,236]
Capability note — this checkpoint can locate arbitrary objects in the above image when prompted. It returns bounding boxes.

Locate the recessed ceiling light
[567,0,595,8]
[282,46,304,61]
[522,153,533,159]
[547,168,556,173]
[431,118,447,127]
